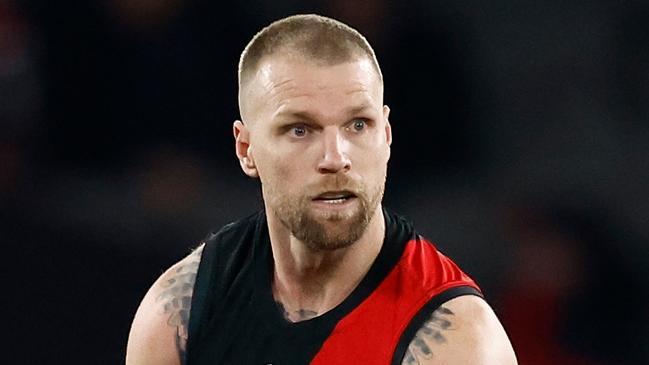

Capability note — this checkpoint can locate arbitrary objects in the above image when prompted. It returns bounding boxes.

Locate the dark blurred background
[3,1,648,364]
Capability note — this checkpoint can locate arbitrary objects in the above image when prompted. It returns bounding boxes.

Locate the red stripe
[310,238,479,364]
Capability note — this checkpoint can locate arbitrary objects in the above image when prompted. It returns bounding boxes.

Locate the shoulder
[126,244,205,365]
[402,295,518,365]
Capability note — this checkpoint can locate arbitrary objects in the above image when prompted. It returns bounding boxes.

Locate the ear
[233,120,259,178]
[383,105,392,147]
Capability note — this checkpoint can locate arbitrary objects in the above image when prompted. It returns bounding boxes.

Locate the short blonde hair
[238,14,383,93]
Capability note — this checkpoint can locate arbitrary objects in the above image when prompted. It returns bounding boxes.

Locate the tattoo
[402,306,455,365]
[275,301,318,322]
[156,245,204,364]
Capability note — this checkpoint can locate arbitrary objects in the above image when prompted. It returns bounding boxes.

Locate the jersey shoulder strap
[311,233,482,365]
[185,211,264,358]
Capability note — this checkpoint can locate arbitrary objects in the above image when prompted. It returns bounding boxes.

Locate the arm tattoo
[275,301,318,322]
[156,245,204,364]
[402,306,455,365]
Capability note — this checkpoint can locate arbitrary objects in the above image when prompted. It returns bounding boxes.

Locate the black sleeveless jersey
[185,209,481,365]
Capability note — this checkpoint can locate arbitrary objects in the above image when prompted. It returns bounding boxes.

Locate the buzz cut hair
[237,14,383,93]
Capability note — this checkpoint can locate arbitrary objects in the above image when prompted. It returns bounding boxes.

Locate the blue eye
[291,125,307,137]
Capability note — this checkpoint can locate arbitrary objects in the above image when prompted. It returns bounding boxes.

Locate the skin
[125,53,518,365]
[234,55,392,316]
[126,245,204,365]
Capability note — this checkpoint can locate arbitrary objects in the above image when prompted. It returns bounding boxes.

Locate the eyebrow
[274,104,374,121]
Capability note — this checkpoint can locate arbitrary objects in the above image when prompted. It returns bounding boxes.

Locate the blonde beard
[265,175,385,251]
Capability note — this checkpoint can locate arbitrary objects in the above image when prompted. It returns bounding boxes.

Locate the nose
[317,129,351,174]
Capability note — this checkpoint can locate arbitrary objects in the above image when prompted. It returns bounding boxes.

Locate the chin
[303,232,361,251]
[297,212,371,251]
[313,210,356,223]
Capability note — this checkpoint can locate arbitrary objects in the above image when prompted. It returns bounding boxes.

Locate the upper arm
[402,295,518,365]
[126,244,204,365]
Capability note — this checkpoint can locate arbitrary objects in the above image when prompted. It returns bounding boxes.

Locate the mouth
[312,190,357,204]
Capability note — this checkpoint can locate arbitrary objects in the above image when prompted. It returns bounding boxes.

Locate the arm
[402,295,518,365]
[126,244,204,365]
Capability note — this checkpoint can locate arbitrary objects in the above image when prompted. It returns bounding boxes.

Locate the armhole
[390,285,483,365]
[186,239,219,359]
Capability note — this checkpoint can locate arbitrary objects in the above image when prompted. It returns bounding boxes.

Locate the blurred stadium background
[3,1,648,364]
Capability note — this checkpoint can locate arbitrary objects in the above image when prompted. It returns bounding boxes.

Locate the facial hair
[267,173,385,251]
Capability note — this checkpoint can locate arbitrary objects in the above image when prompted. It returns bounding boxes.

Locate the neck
[266,206,385,322]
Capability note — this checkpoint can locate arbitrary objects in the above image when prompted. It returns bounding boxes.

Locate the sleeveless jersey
[186,209,482,365]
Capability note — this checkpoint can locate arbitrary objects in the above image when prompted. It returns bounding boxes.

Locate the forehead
[242,55,383,122]
[260,53,379,85]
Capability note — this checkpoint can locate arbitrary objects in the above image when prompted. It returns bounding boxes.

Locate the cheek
[356,138,390,170]
[256,147,301,187]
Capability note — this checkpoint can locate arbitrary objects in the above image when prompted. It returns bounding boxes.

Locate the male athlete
[126,14,517,365]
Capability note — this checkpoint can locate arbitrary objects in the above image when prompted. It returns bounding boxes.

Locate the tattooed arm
[402,295,517,365]
[126,244,204,365]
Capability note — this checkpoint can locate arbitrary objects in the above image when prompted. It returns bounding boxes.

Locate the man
[126,14,517,365]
